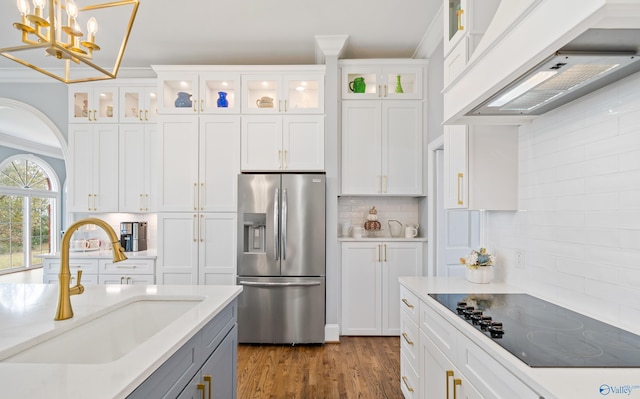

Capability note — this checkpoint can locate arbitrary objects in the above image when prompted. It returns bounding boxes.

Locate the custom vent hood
[467,29,640,116]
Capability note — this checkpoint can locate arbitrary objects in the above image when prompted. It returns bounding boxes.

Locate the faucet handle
[71,270,85,295]
[76,269,83,285]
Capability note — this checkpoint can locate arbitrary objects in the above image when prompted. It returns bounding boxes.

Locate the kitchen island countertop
[0,283,241,398]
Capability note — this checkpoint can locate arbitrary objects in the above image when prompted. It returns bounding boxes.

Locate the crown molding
[0,66,156,83]
[315,35,349,64]
[0,132,63,159]
[414,4,444,59]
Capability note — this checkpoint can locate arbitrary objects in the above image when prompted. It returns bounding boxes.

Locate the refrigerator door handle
[282,188,288,260]
[238,280,322,287]
[274,188,280,261]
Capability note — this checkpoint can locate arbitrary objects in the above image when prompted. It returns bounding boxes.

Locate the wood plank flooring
[237,336,403,399]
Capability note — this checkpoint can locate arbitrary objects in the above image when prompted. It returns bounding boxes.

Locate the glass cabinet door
[242,75,282,114]
[283,75,324,114]
[120,87,158,123]
[382,67,422,100]
[341,66,380,99]
[69,87,118,123]
[200,73,240,114]
[157,73,199,114]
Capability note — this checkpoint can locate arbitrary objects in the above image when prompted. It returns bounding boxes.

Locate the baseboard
[325,324,340,343]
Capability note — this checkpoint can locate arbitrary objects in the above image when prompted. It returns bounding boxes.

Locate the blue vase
[217,91,228,108]
[175,92,192,108]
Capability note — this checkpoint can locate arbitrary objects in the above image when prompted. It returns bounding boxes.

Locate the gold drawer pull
[446,370,454,398]
[402,298,414,309]
[454,378,462,399]
[402,332,414,346]
[402,376,414,393]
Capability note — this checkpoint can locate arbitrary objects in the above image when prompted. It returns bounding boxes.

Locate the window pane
[0,159,51,190]
[0,195,24,270]
[30,197,51,266]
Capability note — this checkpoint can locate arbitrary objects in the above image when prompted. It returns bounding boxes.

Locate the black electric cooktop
[429,293,640,368]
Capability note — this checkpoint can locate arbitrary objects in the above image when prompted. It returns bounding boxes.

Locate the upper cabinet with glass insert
[241,73,324,114]
[443,0,500,58]
[153,67,241,114]
[119,85,158,123]
[69,86,118,123]
[340,61,425,100]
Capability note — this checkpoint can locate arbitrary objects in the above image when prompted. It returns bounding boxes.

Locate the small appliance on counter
[119,222,147,252]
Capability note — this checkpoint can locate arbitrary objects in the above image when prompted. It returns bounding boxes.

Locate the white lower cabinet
[42,258,155,285]
[341,241,422,335]
[400,294,544,399]
[157,212,237,285]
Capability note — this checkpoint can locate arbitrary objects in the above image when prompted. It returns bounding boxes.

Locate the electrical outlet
[515,249,525,269]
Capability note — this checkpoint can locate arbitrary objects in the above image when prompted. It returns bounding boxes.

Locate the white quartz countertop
[400,277,640,399]
[0,283,241,398]
[36,249,157,259]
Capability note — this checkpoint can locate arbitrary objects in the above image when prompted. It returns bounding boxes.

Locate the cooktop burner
[428,293,640,368]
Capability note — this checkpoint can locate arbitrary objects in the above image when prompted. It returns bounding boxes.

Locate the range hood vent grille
[468,51,640,116]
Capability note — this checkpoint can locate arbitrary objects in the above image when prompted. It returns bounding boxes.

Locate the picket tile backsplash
[487,70,640,333]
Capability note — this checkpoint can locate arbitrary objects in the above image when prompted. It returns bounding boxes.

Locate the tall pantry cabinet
[153,67,241,285]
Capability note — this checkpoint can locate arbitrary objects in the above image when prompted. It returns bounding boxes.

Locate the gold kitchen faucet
[55,218,128,320]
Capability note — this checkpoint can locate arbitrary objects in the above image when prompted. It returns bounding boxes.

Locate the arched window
[0,155,59,273]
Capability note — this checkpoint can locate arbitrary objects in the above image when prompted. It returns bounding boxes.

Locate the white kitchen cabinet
[119,124,157,212]
[68,124,119,212]
[119,86,158,123]
[42,258,99,285]
[241,72,324,114]
[69,85,118,123]
[420,330,482,399]
[341,62,424,100]
[443,124,518,210]
[241,115,324,171]
[157,115,240,212]
[341,242,421,336]
[400,286,420,398]
[154,69,241,115]
[98,258,155,285]
[341,100,422,195]
[156,212,237,285]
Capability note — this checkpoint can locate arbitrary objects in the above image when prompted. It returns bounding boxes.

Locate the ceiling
[0,0,441,156]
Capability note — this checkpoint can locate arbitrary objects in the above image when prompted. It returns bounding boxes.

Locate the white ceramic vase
[465,265,494,284]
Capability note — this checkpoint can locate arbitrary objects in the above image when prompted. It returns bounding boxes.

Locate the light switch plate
[515,249,525,269]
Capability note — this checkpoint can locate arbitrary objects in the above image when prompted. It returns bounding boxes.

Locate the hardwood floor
[237,336,403,399]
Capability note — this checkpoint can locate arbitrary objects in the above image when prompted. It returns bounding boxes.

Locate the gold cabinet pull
[402,332,414,345]
[200,182,204,211]
[457,173,464,205]
[278,99,282,112]
[384,243,387,262]
[200,214,204,242]
[454,378,462,399]
[200,99,204,112]
[384,84,388,97]
[193,183,198,211]
[93,110,97,121]
[402,376,414,392]
[93,193,97,211]
[402,298,414,309]
[120,276,124,284]
[457,8,465,30]
[87,193,91,211]
[144,109,149,121]
[446,370,454,398]
[283,150,288,169]
[378,85,382,97]
[138,109,143,121]
[278,150,282,169]
[139,193,144,211]
[284,99,288,112]
[204,375,212,399]
[197,383,205,399]
[193,214,197,242]
[377,244,381,262]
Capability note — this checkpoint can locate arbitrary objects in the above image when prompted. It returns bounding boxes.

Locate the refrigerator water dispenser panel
[243,213,266,253]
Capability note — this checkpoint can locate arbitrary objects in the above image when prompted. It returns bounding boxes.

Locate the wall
[486,70,640,334]
[338,197,421,238]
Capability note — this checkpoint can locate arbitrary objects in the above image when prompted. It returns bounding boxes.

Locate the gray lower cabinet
[127,299,237,399]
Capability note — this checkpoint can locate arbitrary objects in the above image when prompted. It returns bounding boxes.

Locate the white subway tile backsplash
[486,71,640,332]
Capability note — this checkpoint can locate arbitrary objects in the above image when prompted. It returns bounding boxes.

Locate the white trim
[0,132,63,159]
[324,324,340,343]
[315,35,349,64]
[427,135,444,277]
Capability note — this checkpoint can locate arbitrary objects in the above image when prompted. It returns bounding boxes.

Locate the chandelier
[1,0,139,84]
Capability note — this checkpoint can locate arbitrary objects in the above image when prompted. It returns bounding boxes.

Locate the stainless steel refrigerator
[236,173,325,344]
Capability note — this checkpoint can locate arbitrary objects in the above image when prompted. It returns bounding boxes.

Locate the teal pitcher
[349,77,366,93]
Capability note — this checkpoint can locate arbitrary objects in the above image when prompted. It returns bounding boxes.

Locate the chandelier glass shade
[1,0,139,83]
